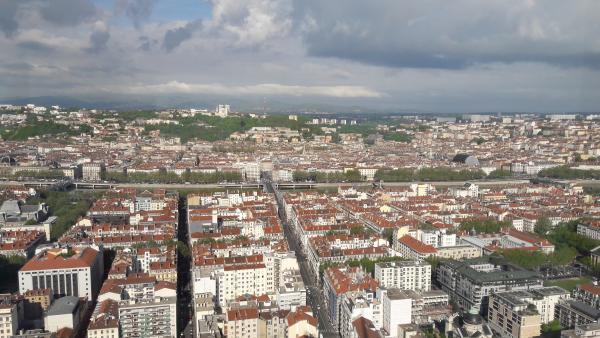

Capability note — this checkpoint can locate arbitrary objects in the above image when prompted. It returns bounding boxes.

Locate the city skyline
[1,1,600,112]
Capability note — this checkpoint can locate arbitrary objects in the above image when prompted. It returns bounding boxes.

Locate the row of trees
[538,166,600,179]
[375,167,487,182]
[547,220,600,256]
[459,219,511,234]
[11,170,66,179]
[292,170,362,183]
[499,247,578,270]
[105,170,242,184]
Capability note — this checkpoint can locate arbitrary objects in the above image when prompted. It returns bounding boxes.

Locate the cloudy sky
[1,0,599,112]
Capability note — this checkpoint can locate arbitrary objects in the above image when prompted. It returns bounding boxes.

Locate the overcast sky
[1,0,599,112]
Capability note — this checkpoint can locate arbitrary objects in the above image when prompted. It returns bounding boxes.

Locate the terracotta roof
[579,283,600,296]
[398,235,437,254]
[227,307,259,321]
[352,317,382,338]
[286,309,318,327]
[20,247,99,271]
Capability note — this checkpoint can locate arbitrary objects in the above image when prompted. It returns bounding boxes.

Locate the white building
[216,104,230,117]
[119,297,177,338]
[44,296,83,333]
[374,260,431,292]
[18,247,103,301]
[382,289,412,337]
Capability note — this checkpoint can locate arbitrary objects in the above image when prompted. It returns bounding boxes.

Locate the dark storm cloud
[0,1,20,37]
[294,0,600,69]
[39,0,98,26]
[86,28,110,53]
[138,36,158,51]
[116,0,156,28]
[17,40,56,53]
[162,20,202,52]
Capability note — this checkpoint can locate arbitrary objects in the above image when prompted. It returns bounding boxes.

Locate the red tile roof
[398,235,437,254]
[20,247,99,271]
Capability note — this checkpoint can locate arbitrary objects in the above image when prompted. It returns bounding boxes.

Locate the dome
[463,311,483,325]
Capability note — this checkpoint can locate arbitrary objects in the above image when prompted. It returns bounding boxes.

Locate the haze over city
[1,0,600,112]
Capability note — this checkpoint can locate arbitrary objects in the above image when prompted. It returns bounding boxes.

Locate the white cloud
[208,0,293,47]
[122,81,382,98]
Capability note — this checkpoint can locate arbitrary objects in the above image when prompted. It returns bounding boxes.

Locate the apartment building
[81,163,105,182]
[18,247,103,301]
[488,291,541,338]
[338,292,382,338]
[561,322,600,338]
[0,301,18,338]
[92,274,178,338]
[577,222,600,241]
[572,283,600,309]
[323,266,379,332]
[555,300,600,329]
[23,288,53,320]
[87,299,119,338]
[216,256,269,307]
[119,297,177,338]
[374,260,431,292]
[225,307,261,338]
[381,289,412,337]
[394,235,437,260]
[436,257,543,314]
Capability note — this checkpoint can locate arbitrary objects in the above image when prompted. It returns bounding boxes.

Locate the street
[264,178,340,338]
[177,196,193,337]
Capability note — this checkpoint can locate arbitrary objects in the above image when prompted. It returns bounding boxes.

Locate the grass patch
[544,277,591,291]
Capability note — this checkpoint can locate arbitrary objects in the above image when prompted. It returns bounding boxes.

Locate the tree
[501,249,547,270]
[541,320,562,338]
[535,217,552,236]
[382,228,395,246]
[459,219,509,234]
[176,241,191,257]
[487,169,511,179]
[350,226,365,236]
[549,247,577,266]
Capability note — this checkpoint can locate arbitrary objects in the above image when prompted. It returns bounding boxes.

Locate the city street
[177,196,193,337]
[265,178,340,338]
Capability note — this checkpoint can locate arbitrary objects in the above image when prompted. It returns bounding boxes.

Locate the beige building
[436,244,481,260]
[225,307,263,338]
[218,262,268,307]
[81,163,105,182]
[286,309,319,338]
[23,288,53,320]
[87,299,119,338]
[0,302,18,338]
[488,291,541,338]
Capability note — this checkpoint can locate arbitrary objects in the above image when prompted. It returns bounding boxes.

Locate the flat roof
[46,296,79,316]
